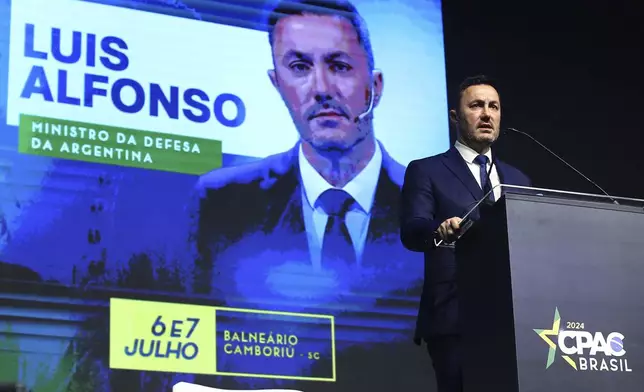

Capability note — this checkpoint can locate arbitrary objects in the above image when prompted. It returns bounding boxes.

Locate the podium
[456,185,644,392]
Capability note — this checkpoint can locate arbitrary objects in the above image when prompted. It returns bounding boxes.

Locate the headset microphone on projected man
[353,70,379,123]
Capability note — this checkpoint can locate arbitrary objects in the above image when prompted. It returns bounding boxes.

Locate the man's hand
[437,217,463,243]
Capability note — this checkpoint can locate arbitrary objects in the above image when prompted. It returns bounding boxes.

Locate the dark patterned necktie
[474,154,495,202]
[318,189,357,266]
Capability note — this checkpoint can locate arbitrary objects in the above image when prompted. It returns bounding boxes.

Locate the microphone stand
[504,127,619,205]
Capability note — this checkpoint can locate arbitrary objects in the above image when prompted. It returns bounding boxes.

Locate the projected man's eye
[330,62,352,73]
[290,62,311,72]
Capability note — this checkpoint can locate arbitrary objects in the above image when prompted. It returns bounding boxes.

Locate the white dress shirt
[298,143,382,269]
[454,140,501,201]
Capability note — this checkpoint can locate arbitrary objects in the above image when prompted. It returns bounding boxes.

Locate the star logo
[533,307,577,370]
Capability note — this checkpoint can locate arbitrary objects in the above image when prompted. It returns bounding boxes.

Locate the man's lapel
[441,147,484,201]
[366,167,401,243]
[267,147,307,238]
[365,144,406,243]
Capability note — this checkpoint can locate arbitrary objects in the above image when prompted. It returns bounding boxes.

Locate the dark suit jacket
[399,146,531,342]
[190,141,422,321]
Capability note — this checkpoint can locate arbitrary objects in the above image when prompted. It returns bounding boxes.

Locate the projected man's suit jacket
[190,141,423,341]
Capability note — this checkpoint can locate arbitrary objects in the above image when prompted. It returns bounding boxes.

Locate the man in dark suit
[400,75,532,392]
[190,0,420,342]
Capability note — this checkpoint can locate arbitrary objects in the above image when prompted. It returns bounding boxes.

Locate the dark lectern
[456,185,644,392]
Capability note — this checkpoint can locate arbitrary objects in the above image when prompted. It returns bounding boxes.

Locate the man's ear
[449,109,459,125]
[372,70,384,107]
[268,69,278,88]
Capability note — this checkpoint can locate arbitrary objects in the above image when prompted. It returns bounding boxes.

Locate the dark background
[442,0,643,200]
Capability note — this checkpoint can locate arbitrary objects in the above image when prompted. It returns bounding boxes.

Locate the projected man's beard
[291,99,370,154]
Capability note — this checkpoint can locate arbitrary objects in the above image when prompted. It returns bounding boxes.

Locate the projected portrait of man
[191,0,421,326]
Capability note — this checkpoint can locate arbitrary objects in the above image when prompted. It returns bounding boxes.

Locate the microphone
[503,127,620,205]
[354,69,380,123]
[354,85,375,123]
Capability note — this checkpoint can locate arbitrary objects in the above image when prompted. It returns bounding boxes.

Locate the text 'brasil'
[534,307,632,373]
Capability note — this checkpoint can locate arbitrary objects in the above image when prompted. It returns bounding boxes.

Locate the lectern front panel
[507,197,644,392]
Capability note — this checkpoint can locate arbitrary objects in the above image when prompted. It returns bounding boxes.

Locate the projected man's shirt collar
[298,142,382,213]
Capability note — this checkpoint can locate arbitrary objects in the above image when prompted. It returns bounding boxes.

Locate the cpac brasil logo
[534,307,632,372]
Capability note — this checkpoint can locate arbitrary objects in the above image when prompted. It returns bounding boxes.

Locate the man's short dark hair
[266,0,375,71]
[454,75,500,109]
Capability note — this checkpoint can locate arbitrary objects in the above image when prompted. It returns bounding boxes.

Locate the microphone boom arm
[504,127,619,205]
